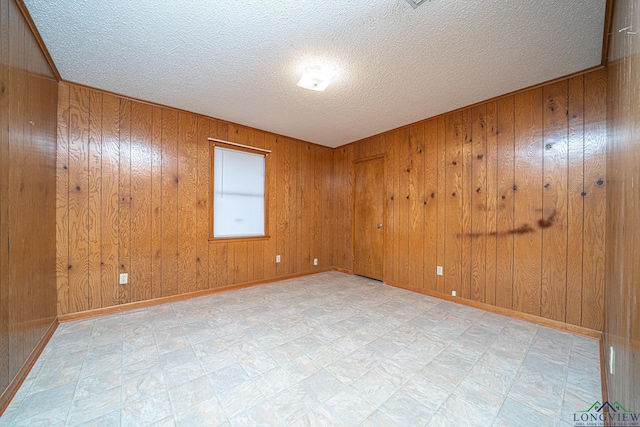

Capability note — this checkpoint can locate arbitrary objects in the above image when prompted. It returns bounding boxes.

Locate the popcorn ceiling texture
[24,0,605,147]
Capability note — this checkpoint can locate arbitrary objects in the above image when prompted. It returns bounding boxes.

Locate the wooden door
[354,157,384,280]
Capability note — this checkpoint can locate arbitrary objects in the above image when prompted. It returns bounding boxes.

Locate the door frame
[352,154,387,282]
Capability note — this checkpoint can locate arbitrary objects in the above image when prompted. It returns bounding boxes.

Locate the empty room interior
[0,0,639,426]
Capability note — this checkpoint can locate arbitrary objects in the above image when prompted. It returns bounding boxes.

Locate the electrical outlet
[610,346,615,375]
[314,258,318,266]
[276,255,281,263]
[451,290,457,297]
[119,273,128,285]
[436,266,443,276]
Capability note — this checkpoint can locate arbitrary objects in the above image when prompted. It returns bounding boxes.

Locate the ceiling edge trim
[15,0,61,81]
[338,64,605,149]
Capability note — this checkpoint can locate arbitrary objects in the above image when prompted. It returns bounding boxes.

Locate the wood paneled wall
[56,82,334,315]
[0,0,58,404]
[604,0,640,411]
[334,69,607,331]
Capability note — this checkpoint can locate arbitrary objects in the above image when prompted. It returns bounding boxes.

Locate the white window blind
[213,146,266,238]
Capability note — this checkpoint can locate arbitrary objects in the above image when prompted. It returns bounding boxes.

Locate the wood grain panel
[604,0,640,411]
[397,127,410,286]
[384,134,394,283]
[1,0,57,405]
[177,112,197,294]
[195,118,209,290]
[408,124,425,289]
[68,85,90,313]
[513,88,543,316]
[541,81,569,322]
[160,108,178,297]
[55,82,70,315]
[336,70,605,333]
[150,107,163,298]
[130,102,153,302]
[0,7,10,395]
[565,76,584,327]
[485,102,498,306]
[445,112,463,296]
[436,117,446,293]
[87,91,102,309]
[100,94,120,308]
[461,110,473,300]
[495,96,515,309]
[471,105,487,302]
[582,69,606,331]
[264,133,278,276]
[423,119,437,291]
[118,100,132,304]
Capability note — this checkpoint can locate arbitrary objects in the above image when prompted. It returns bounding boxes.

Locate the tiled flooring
[0,272,601,426]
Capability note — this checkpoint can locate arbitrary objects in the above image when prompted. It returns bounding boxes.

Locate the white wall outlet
[436,266,443,276]
[119,273,128,285]
[276,255,281,263]
[314,258,318,266]
[610,346,615,375]
[451,290,457,297]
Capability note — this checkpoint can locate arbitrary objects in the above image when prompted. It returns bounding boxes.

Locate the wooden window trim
[209,141,270,241]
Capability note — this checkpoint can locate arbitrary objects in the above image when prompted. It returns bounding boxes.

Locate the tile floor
[0,272,602,426]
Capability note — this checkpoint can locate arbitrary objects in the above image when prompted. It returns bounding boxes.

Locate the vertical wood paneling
[118,99,132,304]
[541,81,569,322]
[445,113,463,295]
[87,91,102,309]
[130,102,153,302]
[384,134,394,283]
[100,94,119,308]
[495,96,515,309]
[513,88,543,316]
[1,0,57,404]
[68,86,90,313]
[177,112,197,294]
[195,118,209,290]
[150,107,163,298]
[423,119,438,291]
[264,133,278,276]
[334,70,606,333]
[461,111,473,300]
[485,102,498,306]
[471,105,488,302]
[436,117,446,293]
[604,0,640,411]
[397,128,410,285]
[582,69,606,331]
[566,76,585,327]
[160,108,178,296]
[408,123,424,289]
[56,82,70,315]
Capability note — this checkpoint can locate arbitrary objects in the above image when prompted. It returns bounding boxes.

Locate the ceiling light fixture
[296,66,336,92]
[406,0,428,9]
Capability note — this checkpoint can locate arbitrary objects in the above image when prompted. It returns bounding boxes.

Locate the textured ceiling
[25,0,606,148]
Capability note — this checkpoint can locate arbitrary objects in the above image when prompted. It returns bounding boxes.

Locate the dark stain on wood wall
[333,69,607,331]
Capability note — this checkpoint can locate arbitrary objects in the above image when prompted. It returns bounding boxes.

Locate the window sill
[209,235,270,243]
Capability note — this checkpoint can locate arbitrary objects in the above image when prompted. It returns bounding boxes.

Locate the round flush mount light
[296,65,337,92]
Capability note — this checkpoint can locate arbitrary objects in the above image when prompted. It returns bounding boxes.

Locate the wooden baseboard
[334,267,353,275]
[59,268,335,322]
[379,279,602,339]
[0,318,58,416]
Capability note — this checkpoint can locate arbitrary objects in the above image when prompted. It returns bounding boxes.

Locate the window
[211,139,269,239]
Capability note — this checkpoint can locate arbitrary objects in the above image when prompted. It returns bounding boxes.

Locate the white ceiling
[25,0,606,148]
